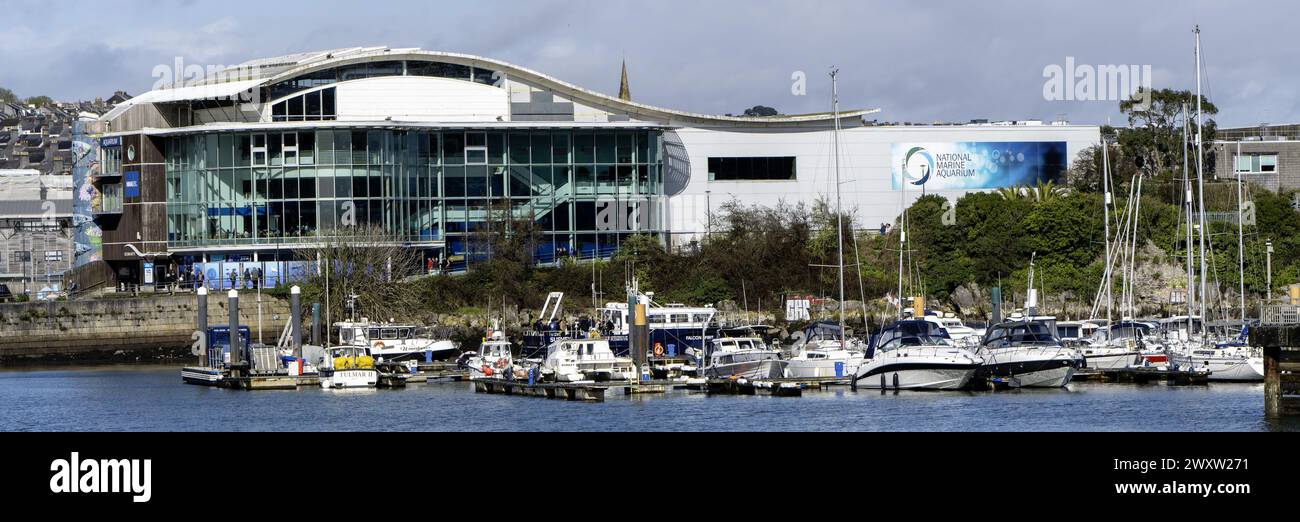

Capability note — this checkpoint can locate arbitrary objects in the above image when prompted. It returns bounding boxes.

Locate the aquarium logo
[49,452,152,503]
[902,147,934,186]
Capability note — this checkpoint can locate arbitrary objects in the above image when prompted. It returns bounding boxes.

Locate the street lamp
[1266,240,1274,302]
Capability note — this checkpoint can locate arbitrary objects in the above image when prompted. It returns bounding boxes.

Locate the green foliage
[0,87,16,104]
[24,95,54,108]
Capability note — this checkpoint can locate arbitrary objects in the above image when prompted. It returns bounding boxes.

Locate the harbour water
[1,365,1294,432]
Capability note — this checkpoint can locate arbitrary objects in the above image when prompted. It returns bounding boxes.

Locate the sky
[0,0,1294,128]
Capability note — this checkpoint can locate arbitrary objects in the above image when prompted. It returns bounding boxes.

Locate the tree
[24,95,54,108]
[742,105,779,117]
[1118,88,1218,179]
[0,87,17,104]
[294,226,426,325]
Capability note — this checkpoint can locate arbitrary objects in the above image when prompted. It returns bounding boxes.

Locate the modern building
[90,46,1099,288]
[1214,123,1300,193]
[0,169,74,297]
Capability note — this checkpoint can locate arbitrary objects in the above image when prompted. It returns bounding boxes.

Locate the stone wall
[0,293,290,362]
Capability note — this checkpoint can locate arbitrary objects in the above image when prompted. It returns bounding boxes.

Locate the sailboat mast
[1194,25,1209,325]
[1237,141,1246,322]
[831,68,846,349]
[1102,137,1113,324]
[1183,103,1195,336]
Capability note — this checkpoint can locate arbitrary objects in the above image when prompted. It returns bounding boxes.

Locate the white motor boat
[975,320,1083,388]
[922,314,980,346]
[319,345,379,389]
[1170,344,1264,381]
[336,319,458,362]
[702,334,787,380]
[542,335,636,382]
[785,339,866,379]
[854,320,982,390]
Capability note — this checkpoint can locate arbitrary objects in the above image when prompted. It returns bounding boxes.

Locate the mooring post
[633,303,649,372]
[291,286,302,358]
[196,287,208,367]
[229,289,241,365]
[311,303,322,345]
[991,287,1002,324]
[1265,345,1281,417]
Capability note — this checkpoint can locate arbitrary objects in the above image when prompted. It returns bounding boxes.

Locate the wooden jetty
[693,378,805,397]
[219,374,320,390]
[1250,324,1300,417]
[1071,367,1211,385]
[472,379,610,402]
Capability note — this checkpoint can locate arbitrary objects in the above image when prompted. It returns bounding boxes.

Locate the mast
[1194,25,1209,326]
[1101,136,1113,324]
[1237,140,1246,322]
[831,68,847,350]
[1183,103,1195,337]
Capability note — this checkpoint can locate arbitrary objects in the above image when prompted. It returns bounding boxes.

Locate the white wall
[334,76,509,123]
[664,125,1101,245]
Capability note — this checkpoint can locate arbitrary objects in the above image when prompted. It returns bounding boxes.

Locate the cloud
[0,0,1295,127]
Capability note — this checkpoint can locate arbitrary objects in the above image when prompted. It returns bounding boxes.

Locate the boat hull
[320,369,379,389]
[706,360,787,380]
[1172,354,1265,382]
[855,362,978,390]
[1080,349,1140,370]
[975,356,1081,388]
[785,359,862,379]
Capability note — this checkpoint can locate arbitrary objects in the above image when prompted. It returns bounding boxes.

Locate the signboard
[892,142,1068,191]
[100,136,122,148]
[124,171,140,198]
[142,262,155,285]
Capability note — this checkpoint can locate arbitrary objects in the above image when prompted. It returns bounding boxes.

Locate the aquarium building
[89,47,1099,287]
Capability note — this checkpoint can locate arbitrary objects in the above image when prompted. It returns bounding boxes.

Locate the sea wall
[0,294,290,364]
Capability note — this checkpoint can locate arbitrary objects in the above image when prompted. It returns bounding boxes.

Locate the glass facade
[165,128,664,264]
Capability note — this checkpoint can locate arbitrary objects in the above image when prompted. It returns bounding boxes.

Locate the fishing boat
[459,329,519,380]
[335,319,458,362]
[853,320,982,390]
[523,291,718,358]
[541,335,636,382]
[319,345,379,389]
[975,320,1083,388]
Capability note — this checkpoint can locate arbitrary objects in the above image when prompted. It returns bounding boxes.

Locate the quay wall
[0,294,290,363]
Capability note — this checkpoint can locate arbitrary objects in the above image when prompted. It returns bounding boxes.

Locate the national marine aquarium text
[893,142,1068,190]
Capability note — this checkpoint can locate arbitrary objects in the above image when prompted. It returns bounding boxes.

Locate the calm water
[0,365,1293,432]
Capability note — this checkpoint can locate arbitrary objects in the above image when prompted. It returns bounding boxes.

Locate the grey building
[1213,123,1300,193]
[0,170,75,297]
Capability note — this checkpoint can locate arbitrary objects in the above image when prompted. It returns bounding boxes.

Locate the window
[252,134,267,166]
[1235,153,1278,174]
[465,132,487,165]
[708,157,797,181]
[271,87,337,122]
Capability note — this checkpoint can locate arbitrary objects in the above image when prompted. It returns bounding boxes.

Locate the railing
[1261,304,1300,326]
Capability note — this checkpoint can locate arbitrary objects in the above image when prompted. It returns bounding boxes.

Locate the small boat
[702,333,787,380]
[1170,345,1263,381]
[785,322,865,379]
[975,320,1084,388]
[541,334,636,382]
[319,345,379,389]
[460,330,521,380]
[853,320,983,390]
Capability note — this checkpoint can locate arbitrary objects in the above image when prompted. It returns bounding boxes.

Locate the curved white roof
[108,46,878,127]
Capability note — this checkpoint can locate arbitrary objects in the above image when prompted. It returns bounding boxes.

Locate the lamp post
[1266,240,1274,302]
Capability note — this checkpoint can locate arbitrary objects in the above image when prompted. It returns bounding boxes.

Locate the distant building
[1213,123,1300,192]
[0,170,75,296]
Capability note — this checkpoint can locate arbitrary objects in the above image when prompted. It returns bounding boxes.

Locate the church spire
[618,59,631,101]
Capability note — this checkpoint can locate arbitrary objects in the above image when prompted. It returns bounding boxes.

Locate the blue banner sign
[100,136,122,148]
[892,142,1068,190]
[124,171,140,198]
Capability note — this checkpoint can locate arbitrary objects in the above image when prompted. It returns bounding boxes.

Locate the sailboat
[786,68,866,379]
[1082,137,1144,369]
[1166,26,1264,381]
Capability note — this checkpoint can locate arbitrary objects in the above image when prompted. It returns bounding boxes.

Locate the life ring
[653,344,665,358]
[373,341,385,350]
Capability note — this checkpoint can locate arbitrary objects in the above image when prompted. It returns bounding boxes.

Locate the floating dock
[472,379,610,402]
[1072,367,1211,385]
